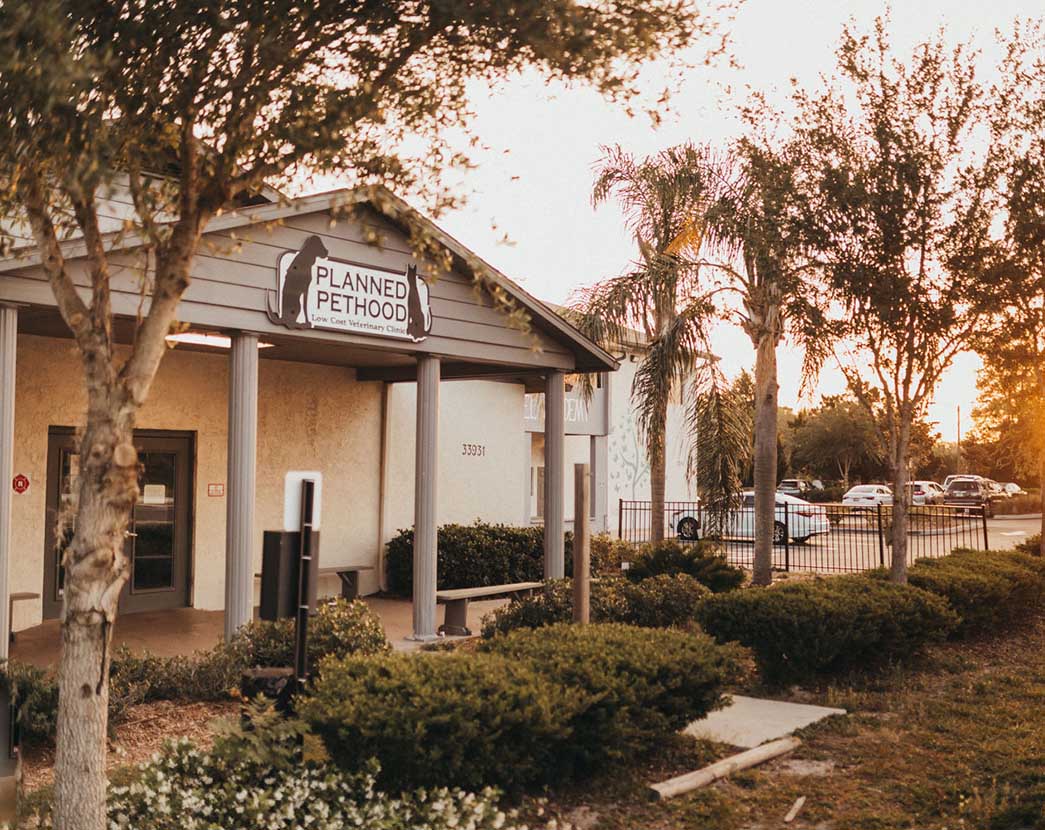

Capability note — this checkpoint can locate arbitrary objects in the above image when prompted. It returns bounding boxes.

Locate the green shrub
[626,539,745,592]
[901,550,1045,635]
[300,651,571,792]
[696,575,958,685]
[590,532,636,574]
[480,574,708,637]
[1015,533,1043,556]
[15,599,388,747]
[480,623,738,774]
[302,624,737,791]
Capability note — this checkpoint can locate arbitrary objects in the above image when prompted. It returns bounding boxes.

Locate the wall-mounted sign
[266,235,432,342]
[523,382,609,437]
[207,483,225,497]
[11,474,28,494]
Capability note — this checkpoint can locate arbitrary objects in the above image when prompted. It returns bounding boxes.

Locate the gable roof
[0,185,618,374]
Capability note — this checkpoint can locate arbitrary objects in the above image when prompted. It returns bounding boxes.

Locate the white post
[224,332,258,641]
[0,307,15,657]
[544,371,565,579]
[590,434,608,533]
[412,355,440,640]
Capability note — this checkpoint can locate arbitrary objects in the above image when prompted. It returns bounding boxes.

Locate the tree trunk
[751,332,778,587]
[1039,455,1045,557]
[649,398,668,543]
[888,416,913,583]
[53,406,139,830]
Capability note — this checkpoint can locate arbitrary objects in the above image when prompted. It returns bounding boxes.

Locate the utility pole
[956,405,961,475]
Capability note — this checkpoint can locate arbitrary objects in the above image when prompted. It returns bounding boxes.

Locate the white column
[0,307,15,657]
[224,332,258,641]
[590,434,609,533]
[412,355,440,640]
[543,371,565,579]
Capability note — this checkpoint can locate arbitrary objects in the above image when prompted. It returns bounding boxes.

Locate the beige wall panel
[8,334,382,630]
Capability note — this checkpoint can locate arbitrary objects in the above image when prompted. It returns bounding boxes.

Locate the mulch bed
[21,699,237,795]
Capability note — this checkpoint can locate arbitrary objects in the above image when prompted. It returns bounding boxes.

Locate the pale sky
[346,1,1040,441]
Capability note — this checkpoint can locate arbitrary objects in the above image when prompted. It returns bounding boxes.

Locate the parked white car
[1004,482,1027,496]
[906,480,946,505]
[842,484,893,508]
[671,491,831,545]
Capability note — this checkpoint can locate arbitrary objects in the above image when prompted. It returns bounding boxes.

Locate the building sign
[267,235,432,342]
[523,382,609,437]
[11,474,28,494]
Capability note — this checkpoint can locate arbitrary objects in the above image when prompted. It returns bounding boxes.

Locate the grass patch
[523,614,1045,829]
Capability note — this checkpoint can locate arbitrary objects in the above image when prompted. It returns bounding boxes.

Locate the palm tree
[703,139,824,585]
[574,143,736,542]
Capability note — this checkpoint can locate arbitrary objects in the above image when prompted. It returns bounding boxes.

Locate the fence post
[617,498,623,539]
[573,464,591,624]
[982,505,989,551]
[783,502,790,572]
[876,503,886,567]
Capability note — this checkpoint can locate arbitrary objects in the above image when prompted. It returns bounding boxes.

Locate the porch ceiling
[16,305,551,390]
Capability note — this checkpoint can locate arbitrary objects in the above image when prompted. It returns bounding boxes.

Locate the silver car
[671,491,831,545]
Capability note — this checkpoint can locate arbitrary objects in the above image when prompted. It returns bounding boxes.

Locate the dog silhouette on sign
[405,264,430,341]
[268,235,328,328]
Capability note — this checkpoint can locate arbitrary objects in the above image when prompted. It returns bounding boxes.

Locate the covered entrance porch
[0,187,618,655]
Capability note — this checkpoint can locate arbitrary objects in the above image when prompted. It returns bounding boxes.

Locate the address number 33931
[461,443,486,457]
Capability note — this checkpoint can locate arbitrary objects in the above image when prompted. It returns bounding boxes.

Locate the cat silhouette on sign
[267,235,328,328]
[405,264,431,342]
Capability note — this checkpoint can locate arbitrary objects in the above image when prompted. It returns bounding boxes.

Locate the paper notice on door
[142,484,166,505]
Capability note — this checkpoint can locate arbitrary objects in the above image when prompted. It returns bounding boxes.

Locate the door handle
[125,531,137,538]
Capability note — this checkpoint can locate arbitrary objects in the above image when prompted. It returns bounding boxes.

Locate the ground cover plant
[21,701,534,830]
[696,575,958,684]
[480,574,710,637]
[300,623,738,792]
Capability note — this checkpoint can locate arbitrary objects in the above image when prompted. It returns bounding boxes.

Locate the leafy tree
[574,143,729,540]
[790,395,883,488]
[0,3,720,827]
[703,139,822,585]
[791,18,996,582]
[969,20,1045,552]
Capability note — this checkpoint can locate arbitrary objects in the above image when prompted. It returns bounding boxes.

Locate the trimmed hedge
[7,598,388,745]
[626,539,745,593]
[696,576,958,685]
[479,624,738,774]
[1015,533,1043,556]
[900,550,1045,635]
[385,522,636,595]
[300,623,737,792]
[480,574,709,637]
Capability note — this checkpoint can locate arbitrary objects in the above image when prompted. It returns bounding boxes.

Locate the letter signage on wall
[267,235,432,342]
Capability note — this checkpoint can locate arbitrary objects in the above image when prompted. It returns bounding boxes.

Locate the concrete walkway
[686,695,846,748]
[10,596,509,667]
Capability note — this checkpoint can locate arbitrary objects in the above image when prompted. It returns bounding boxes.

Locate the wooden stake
[573,463,590,624]
[784,796,806,823]
[648,736,801,801]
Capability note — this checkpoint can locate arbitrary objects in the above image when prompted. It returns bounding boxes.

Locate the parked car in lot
[943,474,983,489]
[778,478,814,497]
[985,479,1011,500]
[842,484,893,508]
[671,491,831,545]
[944,478,995,518]
[906,480,946,505]
[1004,482,1027,496]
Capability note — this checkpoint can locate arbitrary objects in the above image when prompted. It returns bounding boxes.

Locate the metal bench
[435,581,542,636]
[9,591,39,643]
[318,565,373,601]
[254,565,373,601]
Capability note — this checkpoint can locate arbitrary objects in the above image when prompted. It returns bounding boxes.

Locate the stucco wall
[9,334,382,631]
[384,380,527,549]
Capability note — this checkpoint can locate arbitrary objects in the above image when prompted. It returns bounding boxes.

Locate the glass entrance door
[43,429,194,619]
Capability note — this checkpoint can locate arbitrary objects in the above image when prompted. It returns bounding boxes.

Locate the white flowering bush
[105,741,526,830]
[23,702,534,830]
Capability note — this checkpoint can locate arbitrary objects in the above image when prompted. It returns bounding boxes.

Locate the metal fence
[618,499,989,573]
